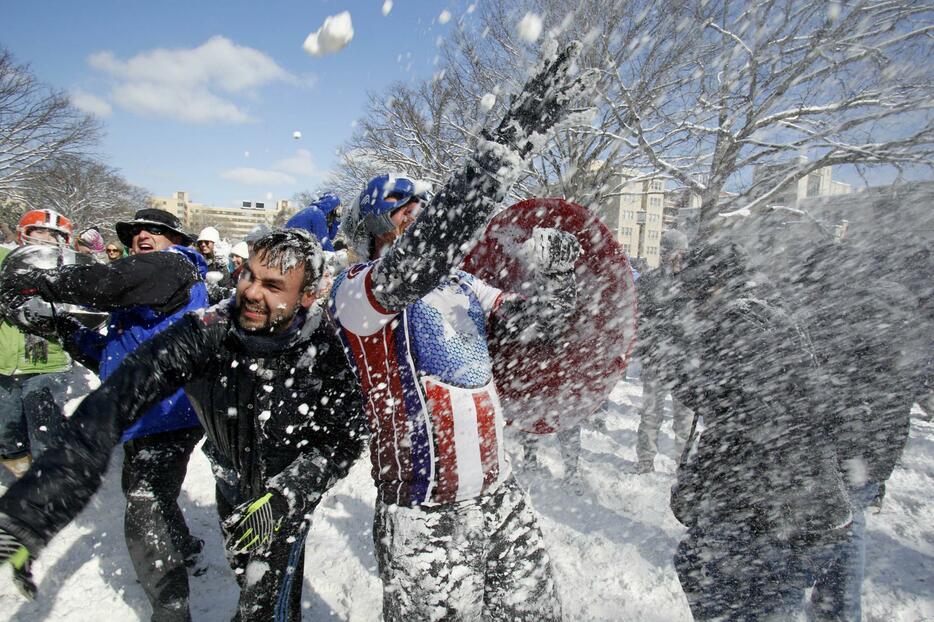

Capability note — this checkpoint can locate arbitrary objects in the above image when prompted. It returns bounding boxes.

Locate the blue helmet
[358,174,427,236]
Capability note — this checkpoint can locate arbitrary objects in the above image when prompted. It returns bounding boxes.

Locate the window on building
[242,201,251,208]
[256,202,265,209]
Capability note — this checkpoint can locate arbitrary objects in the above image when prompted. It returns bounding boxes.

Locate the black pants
[122,427,203,622]
[216,482,310,622]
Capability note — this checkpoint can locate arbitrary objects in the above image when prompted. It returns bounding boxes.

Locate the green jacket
[0,246,71,375]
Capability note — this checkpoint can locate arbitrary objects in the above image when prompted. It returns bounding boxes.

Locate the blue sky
[1,0,475,207]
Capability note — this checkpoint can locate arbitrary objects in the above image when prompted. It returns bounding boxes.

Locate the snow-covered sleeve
[329,262,399,336]
[458,272,508,319]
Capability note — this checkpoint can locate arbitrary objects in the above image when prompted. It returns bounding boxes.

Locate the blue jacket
[71,246,210,442]
[286,193,341,251]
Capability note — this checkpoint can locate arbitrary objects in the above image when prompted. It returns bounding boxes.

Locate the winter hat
[197,226,221,244]
[680,239,749,300]
[660,230,688,257]
[312,192,341,215]
[230,241,249,259]
[116,209,193,248]
[77,227,106,252]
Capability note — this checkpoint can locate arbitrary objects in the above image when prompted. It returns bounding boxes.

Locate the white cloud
[220,149,322,188]
[303,12,354,57]
[220,167,296,186]
[382,1,393,16]
[88,36,295,123]
[274,149,319,177]
[112,83,249,123]
[438,10,452,24]
[70,89,112,117]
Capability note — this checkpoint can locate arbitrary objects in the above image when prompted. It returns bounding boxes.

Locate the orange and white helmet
[17,209,74,246]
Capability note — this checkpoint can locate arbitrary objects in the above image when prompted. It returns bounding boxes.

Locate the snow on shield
[461,198,637,434]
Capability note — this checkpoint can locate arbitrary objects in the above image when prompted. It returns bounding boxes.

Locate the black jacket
[0,302,366,552]
[634,265,685,371]
[667,292,850,536]
[793,246,931,487]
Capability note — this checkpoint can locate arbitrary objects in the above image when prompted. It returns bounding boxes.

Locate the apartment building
[753,157,852,208]
[599,169,667,268]
[151,191,299,240]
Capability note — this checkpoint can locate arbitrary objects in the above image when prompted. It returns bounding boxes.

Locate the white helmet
[197,226,220,244]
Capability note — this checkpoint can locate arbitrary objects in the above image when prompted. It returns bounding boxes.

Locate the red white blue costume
[330,263,511,506]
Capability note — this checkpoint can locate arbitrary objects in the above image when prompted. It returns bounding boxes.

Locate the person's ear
[299,289,317,309]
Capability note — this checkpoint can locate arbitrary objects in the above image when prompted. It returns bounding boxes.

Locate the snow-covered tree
[0,48,101,207]
[15,155,150,235]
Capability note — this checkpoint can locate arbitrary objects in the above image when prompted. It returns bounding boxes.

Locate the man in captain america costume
[328,42,591,621]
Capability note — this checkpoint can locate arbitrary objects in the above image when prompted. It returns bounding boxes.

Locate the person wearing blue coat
[1,208,209,620]
[286,192,341,251]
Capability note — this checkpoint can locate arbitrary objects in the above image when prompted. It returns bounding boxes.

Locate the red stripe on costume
[348,330,402,493]
[425,381,458,504]
[473,392,499,488]
[364,267,395,316]
[382,325,413,505]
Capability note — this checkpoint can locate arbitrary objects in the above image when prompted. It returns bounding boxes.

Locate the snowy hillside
[1,378,932,621]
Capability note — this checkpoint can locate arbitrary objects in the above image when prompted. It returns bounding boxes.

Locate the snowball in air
[293,130,302,140]
[382,1,393,16]
[517,13,543,43]
[480,93,496,111]
[303,11,354,57]
[438,10,451,24]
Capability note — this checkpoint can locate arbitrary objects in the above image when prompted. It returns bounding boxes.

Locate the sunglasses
[130,224,171,237]
[106,248,121,254]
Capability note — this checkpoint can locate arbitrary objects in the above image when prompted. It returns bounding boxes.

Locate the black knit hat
[116,209,193,248]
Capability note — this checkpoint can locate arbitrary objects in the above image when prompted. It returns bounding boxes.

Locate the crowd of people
[0,41,931,622]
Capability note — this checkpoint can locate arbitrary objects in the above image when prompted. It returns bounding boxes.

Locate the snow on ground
[1,378,932,621]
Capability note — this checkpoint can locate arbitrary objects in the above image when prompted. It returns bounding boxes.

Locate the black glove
[0,269,41,313]
[0,525,36,600]
[488,41,595,158]
[222,491,290,555]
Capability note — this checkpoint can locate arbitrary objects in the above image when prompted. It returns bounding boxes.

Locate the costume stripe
[424,380,458,504]
[381,324,411,505]
[473,391,500,489]
[348,332,390,485]
[448,386,484,501]
[489,387,509,482]
[397,312,433,505]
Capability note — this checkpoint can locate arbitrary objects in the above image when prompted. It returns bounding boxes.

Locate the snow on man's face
[235,250,316,333]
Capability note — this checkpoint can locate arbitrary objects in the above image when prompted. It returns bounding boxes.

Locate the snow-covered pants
[374,476,562,622]
[675,522,809,621]
[808,482,880,621]
[122,427,202,622]
[216,481,310,622]
[0,372,69,459]
[636,365,691,466]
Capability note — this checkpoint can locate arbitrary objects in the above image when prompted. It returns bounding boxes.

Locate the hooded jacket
[0,302,366,552]
[29,246,209,441]
[286,193,341,252]
[667,243,850,536]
